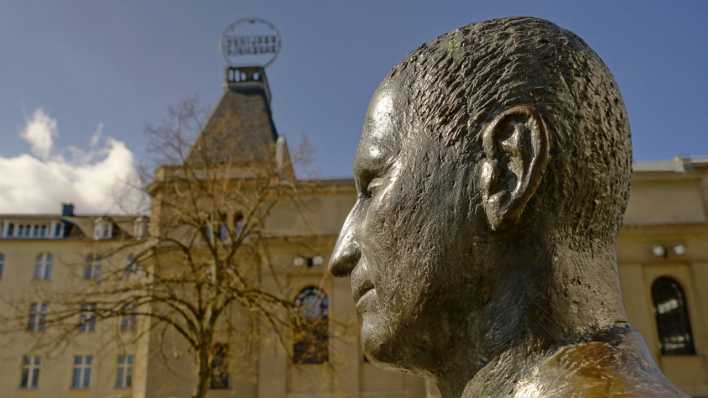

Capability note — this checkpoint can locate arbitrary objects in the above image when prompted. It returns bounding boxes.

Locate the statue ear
[479,105,550,231]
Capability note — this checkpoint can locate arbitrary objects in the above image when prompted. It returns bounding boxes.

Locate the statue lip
[352,276,375,305]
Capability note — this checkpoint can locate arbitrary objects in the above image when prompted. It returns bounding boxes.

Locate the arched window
[293,287,329,364]
[34,253,52,280]
[652,276,696,355]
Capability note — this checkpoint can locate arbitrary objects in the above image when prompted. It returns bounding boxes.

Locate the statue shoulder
[517,339,687,397]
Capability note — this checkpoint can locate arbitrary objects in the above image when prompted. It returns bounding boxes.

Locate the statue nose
[328,219,360,277]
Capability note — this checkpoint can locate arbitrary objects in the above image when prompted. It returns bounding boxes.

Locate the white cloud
[20,109,57,159]
[0,109,146,214]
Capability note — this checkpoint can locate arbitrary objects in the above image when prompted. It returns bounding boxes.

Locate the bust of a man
[329,17,686,397]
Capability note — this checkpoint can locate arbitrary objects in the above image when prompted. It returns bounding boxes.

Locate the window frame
[34,253,53,281]
[115,354,133,389]
[83,255,102,281]
[27,302,48,332]
[292,286,330,365]
[19,355,40,389]
[79,303,97,333]
[652,276,696,356]
[71,355,92,389]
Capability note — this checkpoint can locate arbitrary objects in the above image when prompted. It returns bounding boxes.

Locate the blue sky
[0,1,707,211]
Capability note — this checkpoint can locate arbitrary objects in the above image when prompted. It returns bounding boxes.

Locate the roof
[186,68,279,165]
[633,156,708,173]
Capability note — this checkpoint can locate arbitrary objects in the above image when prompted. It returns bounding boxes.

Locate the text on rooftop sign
[221,18,281,68]
[223,35,279,56]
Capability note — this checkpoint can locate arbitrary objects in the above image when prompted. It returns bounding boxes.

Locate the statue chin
[360,315,403,368]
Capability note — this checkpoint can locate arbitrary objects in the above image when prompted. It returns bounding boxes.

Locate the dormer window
[133,217,147,240]
[52,221,64,239]
[94,218,113,240]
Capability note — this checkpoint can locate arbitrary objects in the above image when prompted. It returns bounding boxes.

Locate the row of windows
[3,222,64,239]
[27,302,136,333]
[20,354,133,390]
[0,252,139,281]
[2,218,149,241]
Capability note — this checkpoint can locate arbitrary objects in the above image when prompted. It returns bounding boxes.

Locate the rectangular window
[19,355,40,389]
[219,223,230,242]
[84,260,101,281]
[79,303,97,332]
[115,355,133,389]
[71,355,92,389]
[123,255,138,279]
[53,222,64,238]
[0,253,4,279]
[34,253,52,280]
[27,303,48,332]
[120,304,137,332]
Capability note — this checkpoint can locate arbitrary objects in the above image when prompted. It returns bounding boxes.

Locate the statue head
[329,16,632,383]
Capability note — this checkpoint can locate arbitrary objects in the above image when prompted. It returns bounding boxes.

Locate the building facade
[0,68,707,397]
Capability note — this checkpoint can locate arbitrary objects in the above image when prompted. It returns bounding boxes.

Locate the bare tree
[0,97,333,398]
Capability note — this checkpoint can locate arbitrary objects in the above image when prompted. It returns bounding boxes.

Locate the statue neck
[434,239,629,398]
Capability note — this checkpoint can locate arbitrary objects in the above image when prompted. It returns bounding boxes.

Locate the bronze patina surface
[329,17,686,397]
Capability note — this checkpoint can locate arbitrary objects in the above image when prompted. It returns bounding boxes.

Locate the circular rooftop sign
[220,18,281,68]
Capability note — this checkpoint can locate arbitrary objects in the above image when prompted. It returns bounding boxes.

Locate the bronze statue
[329,17,686,397]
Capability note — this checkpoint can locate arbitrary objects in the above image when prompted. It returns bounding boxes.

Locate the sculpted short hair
[389,17,632,244]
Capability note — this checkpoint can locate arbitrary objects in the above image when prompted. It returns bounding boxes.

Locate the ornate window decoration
[652,276,696,355]
[293,286,329,364]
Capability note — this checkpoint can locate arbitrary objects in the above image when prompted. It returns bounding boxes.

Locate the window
[234,213,245,237]
[115,355,133,389]
[133,217,147,239]
[293,287,329,364]
[71,355,92,389]
[34,253,52,280]
[0,253,4,279]
[79,303,97,332]
[123,255,138,279]
[94,218,113,240]
[53,222,65,238]
[120,304,137,332]
[5,222,15,237]
[83,255,102,281]
[27,303,48,332]
[203,224,214,243]
[210,343,230,389]
[19,355,40,389]
[219,223,230,242]
[652,276,696,355]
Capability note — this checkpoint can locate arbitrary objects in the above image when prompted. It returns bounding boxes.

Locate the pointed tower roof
[187,66,279,165]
